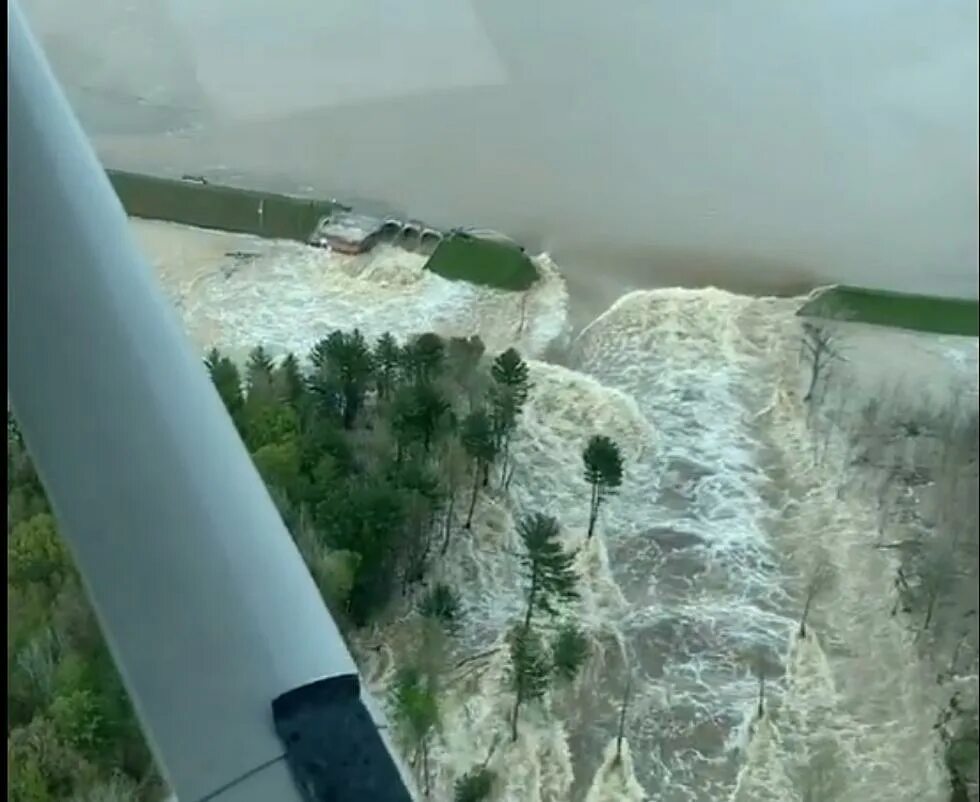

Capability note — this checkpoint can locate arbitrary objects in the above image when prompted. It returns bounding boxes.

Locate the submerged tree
[754,653,768,720]
[551,624,589,682]
[614,669,633,766]
[439,439,470,555]
[507,624,551,742]
[454,738,498,802]
[937,693,979,802]
[391,666,440,797]
[517,513,579,631]
[583,435,625,538]
[506,515,583,740]
[490,349,531,484]
[461,409,498,529]
[800,322,842,405]
[420,582,462,634]
[913,544,964,638]
[392,459,443,595]
[798,560,833,638]
[489,387,519,486]
[454,766,495,802]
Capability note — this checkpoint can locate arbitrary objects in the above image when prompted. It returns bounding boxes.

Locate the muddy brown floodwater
[138,218,978,801]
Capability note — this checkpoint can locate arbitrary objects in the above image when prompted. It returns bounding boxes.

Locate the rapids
[142,220,978,801]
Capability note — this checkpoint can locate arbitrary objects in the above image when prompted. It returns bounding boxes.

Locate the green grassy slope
[108,172,538,292]
[422,233,538,291]
[108,170,342,243]
[798,286,978,337]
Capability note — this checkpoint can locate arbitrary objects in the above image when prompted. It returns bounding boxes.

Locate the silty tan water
[141,220,978,801]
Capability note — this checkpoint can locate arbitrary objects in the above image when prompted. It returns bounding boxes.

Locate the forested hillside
[8,330,612,801]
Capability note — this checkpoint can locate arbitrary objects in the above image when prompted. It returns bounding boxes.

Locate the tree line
[8,414,159,801]
[7,328,627,802]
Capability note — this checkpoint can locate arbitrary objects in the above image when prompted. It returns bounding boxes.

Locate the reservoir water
[22,0,980,315]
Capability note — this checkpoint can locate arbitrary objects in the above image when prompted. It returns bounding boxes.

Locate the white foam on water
[147,223,977,801]
[568,288,968,801]
[730,714,798,802]
[568,289,802,800]
[583,738,647,802]
[138,220,569,361]
[755,314,976,801]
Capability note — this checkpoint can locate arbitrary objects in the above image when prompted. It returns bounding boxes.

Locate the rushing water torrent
[143,221,978,801]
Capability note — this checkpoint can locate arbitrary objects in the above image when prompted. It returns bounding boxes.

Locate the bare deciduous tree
[800,322,842,405]
[799,560,834,638]
[614,669,633,766]
[751,651,768,720]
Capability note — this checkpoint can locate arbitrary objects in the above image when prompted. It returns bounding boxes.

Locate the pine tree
[488,385,517,486]
[272,352,306,410]
[506,515,585,740]
[507,624,551,742]
[374,332,401,399]
[393,459,443,594]
[517,513,579,631]
[403,332,446,385]
[551,624,589,682]
[245,345,276,403]
[390,383,452,458]
[309,330,374,428]
[583,435,625,538]
[412,383,452,453]
[204,348,244,420]
[203,347,221,373]
[490,348,531,406]
[460,409,498,529]
[391,666,440,797]
[390,385,418,462]
[438,440,470,554]
[241,347,297,451]
[489,349,531,487]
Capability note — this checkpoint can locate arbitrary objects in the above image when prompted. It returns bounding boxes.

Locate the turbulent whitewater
[143,220,978,802]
